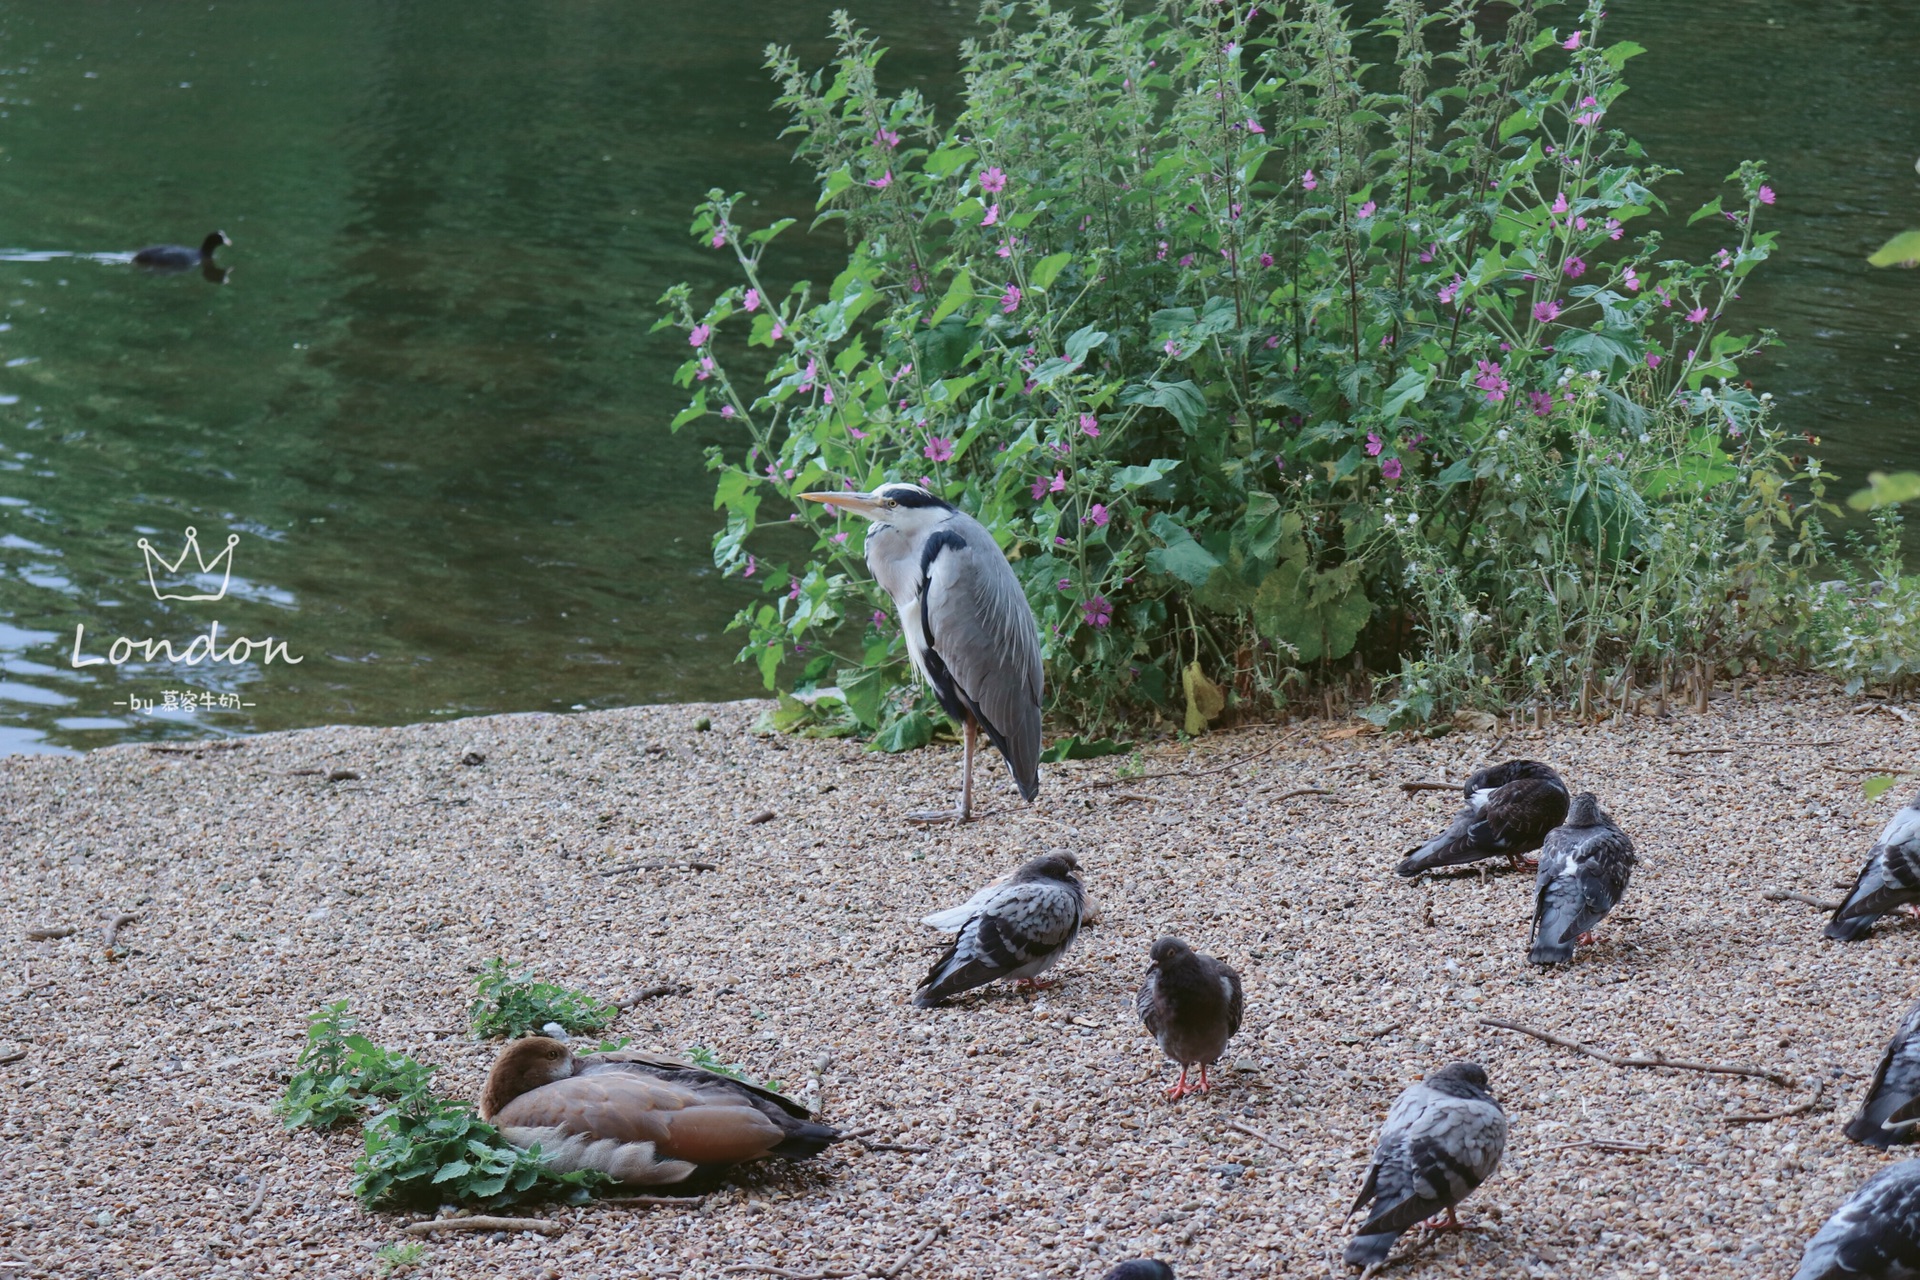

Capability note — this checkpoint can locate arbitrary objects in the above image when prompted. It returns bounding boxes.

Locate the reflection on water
[0,0,1912,753]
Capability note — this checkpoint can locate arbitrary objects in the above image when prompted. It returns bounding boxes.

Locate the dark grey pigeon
[1848,996,1920,1149]
[913,853,1084,1007]
[1101,1263,1175,1280]
[1793,1158,1920,1280]
[1527,793,1637,965]
[1396,760,1569,876]
[1826,789,1920,942]
[1346,1062,1507,1270]
[1136,937,1243,1099]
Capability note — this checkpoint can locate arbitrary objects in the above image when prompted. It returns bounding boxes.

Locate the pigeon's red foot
[1164,1066,1195,1100]
[1421,1206,1466,1233]
[1577,931,1598,946]
[1013,976,1060,992]
[1907,904,1920,921]
[1197,1063,1213,1094]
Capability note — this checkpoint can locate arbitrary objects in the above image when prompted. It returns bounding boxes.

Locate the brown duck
[477,1037,843,1187]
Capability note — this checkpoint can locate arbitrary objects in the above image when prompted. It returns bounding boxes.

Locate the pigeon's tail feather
[1342,1231,1399,1269]
[1396,826,1476,876]
[1824,911,1880,942]
[771,1121,845,1160]
[912,954,998,1008]
[1528,934,1577,965]
[1843,1104,1905,1149]
[1527,896,1582,965]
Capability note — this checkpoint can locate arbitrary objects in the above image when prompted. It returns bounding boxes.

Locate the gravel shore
[2,680,1916,1279]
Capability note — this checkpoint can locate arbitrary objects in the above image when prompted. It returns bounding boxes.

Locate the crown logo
[138,527,240,602]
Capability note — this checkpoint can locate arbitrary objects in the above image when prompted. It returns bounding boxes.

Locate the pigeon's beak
[800,491,889,521]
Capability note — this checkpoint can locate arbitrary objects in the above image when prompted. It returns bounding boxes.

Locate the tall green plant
[659,0,1843,730]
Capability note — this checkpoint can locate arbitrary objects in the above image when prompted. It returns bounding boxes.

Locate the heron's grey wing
[921,513,1043,800]
[1794,1159,1920,1280]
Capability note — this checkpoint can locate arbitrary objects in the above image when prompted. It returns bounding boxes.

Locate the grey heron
[799,482,1042,822]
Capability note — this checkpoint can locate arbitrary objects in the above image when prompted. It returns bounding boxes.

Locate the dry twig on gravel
[1398,780,1459,794]
[1227,1120,1278,1146]
[719,1268,854,1280]
[598,861,718,877]
[1273,788,1333,803]
[617,983,693,1008]
[853,1137,933,1154]
[23,925,74,940]
[1081,739,1286,789]
[399,1216,563,1237]
[1535,1138,1667,1154]
[1479,1017,1794,1087]
[0,1048,27,1067]
[102,912,138,952]
[598,1194,707,1209]
[1763,890,1844,911]
[1726,1079,1830,1125]
[235,1178,269,1223]
[868,1226,944,1279]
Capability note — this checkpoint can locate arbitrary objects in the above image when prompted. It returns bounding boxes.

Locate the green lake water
[0,0,1914,754]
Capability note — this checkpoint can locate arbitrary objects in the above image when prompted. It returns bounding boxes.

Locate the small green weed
[374,1241,426,1276]
[686,1044,783,1093]
[468,958,618,1040]
[277,1003,437,1131]
[352,1094,609,1209]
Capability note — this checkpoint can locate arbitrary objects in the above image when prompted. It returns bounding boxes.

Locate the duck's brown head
[478,1035,576,1120]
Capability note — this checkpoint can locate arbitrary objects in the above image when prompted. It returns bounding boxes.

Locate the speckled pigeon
[1346,1062,1507,1269]
[913,852,1084,1007]
[1826,788,1920,942]
[1848,996,1920,1149]
[1527,792,1637,965]
[1793,1158,1920,1279]
[1136,937,1243,1099]
[1397,760,1570,876]
[1101,1263,1175,1280]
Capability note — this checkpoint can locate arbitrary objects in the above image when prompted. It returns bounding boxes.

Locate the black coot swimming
[132,231,230,271]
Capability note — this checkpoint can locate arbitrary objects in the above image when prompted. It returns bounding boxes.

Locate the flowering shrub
[658,0,1892,732]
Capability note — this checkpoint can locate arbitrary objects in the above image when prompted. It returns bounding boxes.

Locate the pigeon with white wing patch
[1848,995,1920,1149]
[1527,792,1636,964]
[1397,760,1569,876]
[1793,1158,1920,1279]
[913,852,1084,1007]
[1345,1062,1507,1269]
[1826,789,1920,942]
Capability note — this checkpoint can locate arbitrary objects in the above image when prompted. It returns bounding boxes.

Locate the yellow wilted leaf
[1181,661,1225,735]
[1867,230,1920,268]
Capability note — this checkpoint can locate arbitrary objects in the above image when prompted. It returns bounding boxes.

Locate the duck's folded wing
[580,1051,812,1118]
[494,1073,790,1165]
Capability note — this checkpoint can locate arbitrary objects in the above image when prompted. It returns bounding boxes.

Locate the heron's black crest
[874,482,953,510]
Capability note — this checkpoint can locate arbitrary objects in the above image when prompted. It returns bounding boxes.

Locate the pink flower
[1529,390,1553,417]
[919,476,933,488]
[1380,457,1403,480]
[770,321,784,341]
[1245,118,1265,134]
[1049,470,1067,493]
[871,610,888,628]
[1715,247,1733,269]
[1562,31,1582,50]
[1156,241,1169,261]
[923,435,954,462]
[1264,335,1280,349]
[1623,266,1640,291]
[689,324,710,346]
[711,229,727,248]
[1606,218,1623,240]
[787,578,801,601]
[997,240,1014,259]
[1031,476,1049,501]
[1300,169,1318,191]
[1438,274,1463,305]
[1419,242,1437,263]
[1645,353,1661,368]
[1758,184,1776,205]
[1562,256,1586,278]
[1082,595,1113,628]
[868,171,893,189]
[979,166,1007,194]
[1552,192,1568,214]
[1056,577,1072,591]
[982,203,999,227]
[720,405,736,418]
[821,387,835,405]
[1473,358,1510,404]
[1365,432,1384,457]
[697,356,715,380]
[832,531,848,544]
[1001,285,1022,314]
[1356,201,1376,220]
[1086,503,1110,527]
[743,554,757,578]
[1178,254,1195,268]
[1079,414,1100,438]
[742,288,760,312]
[877,127,900,148]
[1259,252,1274,268]
[1687,306,1709,323]
[848,426,867,439]
[1532,299,1562,322]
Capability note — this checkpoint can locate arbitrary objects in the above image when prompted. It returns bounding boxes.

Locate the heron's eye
[884,499,898,509]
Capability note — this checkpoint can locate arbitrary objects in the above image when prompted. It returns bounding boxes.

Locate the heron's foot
[905,807,969,825]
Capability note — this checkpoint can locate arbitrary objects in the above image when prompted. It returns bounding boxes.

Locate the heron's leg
[906,718,975,824]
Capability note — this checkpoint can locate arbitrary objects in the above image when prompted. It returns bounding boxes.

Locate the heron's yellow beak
[799,491,887,519]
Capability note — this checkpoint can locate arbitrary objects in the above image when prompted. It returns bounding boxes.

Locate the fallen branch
[1535,1138,1666,1154]
[1833,765,1915,776]
[1859,703,1917,724]
[617,983,692,1008]
[1227,1119,1277,1146]
[853,1137,933,1154]
[1081,739,1286,790]
[1478,1017,1794,1088]
[236,1177,269,1222]
[598,1193,706,1209]
[747,810,777,825]
[103,913,138,952]
[23,925,75,941]
[1727,1078,1829,1125]
[1670,747,1735,757]
[1273,787,1334,803]
[400,1216,563,1237]
[1399,781,1459,794]
[718,1267,854,1280]
[1764,890,1844,911]
[0,1048,26,1067]
[597,861,718,878]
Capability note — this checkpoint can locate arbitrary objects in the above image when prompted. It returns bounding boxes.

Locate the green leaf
[1601,40,1647,70]
[1377,368,1431,422]
[1030,252,1072,291]
[1120,379,1208,432]
[870,710,934,753]
[1063,325,1109,364]
[924,146,977,178]
[1687,195,1724,226]
[1145,514,1222,588]
[1868,231,1920,268]
[432,1161,472,1184]
[837,664,891,729]
[1864,775,1899,802]
[1850,471,1920,511]
[930,269,974,325]
[669,391,708,431]
[1112,458,1182,491]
